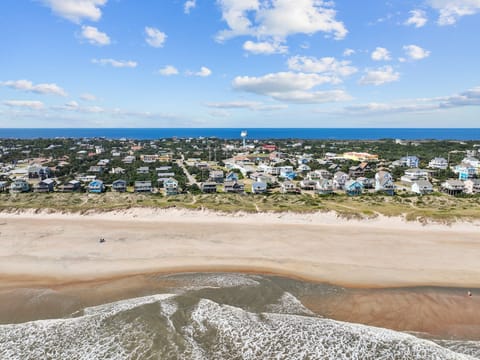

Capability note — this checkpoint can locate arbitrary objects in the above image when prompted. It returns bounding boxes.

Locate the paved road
[177,156,198,185]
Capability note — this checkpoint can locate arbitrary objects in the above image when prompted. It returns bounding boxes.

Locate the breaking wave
[0,290,477,359]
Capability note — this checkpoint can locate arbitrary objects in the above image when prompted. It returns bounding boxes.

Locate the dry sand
[0,208,479,289]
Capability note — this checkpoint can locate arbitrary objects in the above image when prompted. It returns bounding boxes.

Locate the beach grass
[0,192,479,222]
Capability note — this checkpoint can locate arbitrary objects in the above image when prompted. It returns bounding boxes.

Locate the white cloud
[371,47,391,61]
[184,0,196,14]
[232,71,352,104]
[158,65,179,76]
[343,48,355,57]
[359,66,400,86]
[216,0,347,42]
[243,40,288,54]
[80,25,110,46]
[187,66,212,77]
[1,79,67,96]
[344,86,480,115]
[287,56,357,79]
[206,101,288,111]
[403,45,431,60]
[405,9,428,27]
[40,0,107,23]
[3,100,45,110]
[429,0,480,25]
[80,93,97,101]
[145,27,167,48]
[92,58,138,68]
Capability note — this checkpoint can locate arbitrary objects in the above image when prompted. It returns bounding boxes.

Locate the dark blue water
[0,128,479,140]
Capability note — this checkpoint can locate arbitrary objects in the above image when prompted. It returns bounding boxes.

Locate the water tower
[240,130,248,148]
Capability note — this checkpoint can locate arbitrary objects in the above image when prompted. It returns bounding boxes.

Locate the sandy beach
[1,208,479,289]
[1,208,480,338]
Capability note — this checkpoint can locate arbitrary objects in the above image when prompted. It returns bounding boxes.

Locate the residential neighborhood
[0,137,480,199]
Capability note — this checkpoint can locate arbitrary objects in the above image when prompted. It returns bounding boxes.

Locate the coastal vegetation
[1,191,479,223]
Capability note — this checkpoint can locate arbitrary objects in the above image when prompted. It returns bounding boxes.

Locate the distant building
[209,170,224,183]
[428,157,448,170]
[316,179,334,195]
[399,156,420,168]
[333,171,349,190]
[60,180,81,192]
[224,180,245,193]
[342,152,378,162]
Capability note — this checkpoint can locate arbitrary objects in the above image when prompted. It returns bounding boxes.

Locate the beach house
[209,170,224,183]
[454,163,477,180]
[281,181,299,194]
[344,180,363,196]
[441,179,465,195]
[316,179,334,195]
[134,181,153,193]
[164,178,179,195]
[201,182,217,193]
[60,180,81,192]
[375,171,395,195]
[411,180,434,195]
[33,178,55,193]
[88,180,105,193]
[428,157,448,170]
[224,180,245,193]
[333,171,349,190]
[464,179,480,194]
[112,179,127,192]
[10,179,30,193]
[251,181,267,194]
[399,156,420,168]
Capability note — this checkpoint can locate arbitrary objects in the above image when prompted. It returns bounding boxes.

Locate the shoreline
[1,208,480,289]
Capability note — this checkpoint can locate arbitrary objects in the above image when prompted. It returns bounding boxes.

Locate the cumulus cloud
[216,0,348,44]
[1,79,67,96]
[359,66,400,86]
[403,45,431,60]
[243,40,288,54]
[3,100,45,110]
[287,56,357,79]
[158,65,179,76]
[80,25,110,46]
[184,0,196,14]
[145,27,167,48]
[92,58,138,68]
[232,71,352,104]
[206,101,287,111]
[405,9,428,27]
[371,47,391,61]
[40,0,107,23]
[187,66,212,77]
[428,0,480,25]
[343,48,355,57]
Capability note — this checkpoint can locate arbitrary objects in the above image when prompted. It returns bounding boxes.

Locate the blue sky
[0,0,479,127]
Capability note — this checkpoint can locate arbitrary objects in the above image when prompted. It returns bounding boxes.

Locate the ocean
[1,128,480,140]
[0,273,479,359]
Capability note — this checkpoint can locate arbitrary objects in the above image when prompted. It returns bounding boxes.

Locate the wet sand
[1,209,480,338]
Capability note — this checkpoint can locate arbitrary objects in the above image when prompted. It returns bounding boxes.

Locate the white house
[411,180,433,195]
[428,157,448,170]
[464,179,480,194]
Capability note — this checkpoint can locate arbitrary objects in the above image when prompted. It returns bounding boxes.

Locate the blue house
[344,180,363,196]
[88,180,105,193]
[225,171,239,182]
[455,164,476,180]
